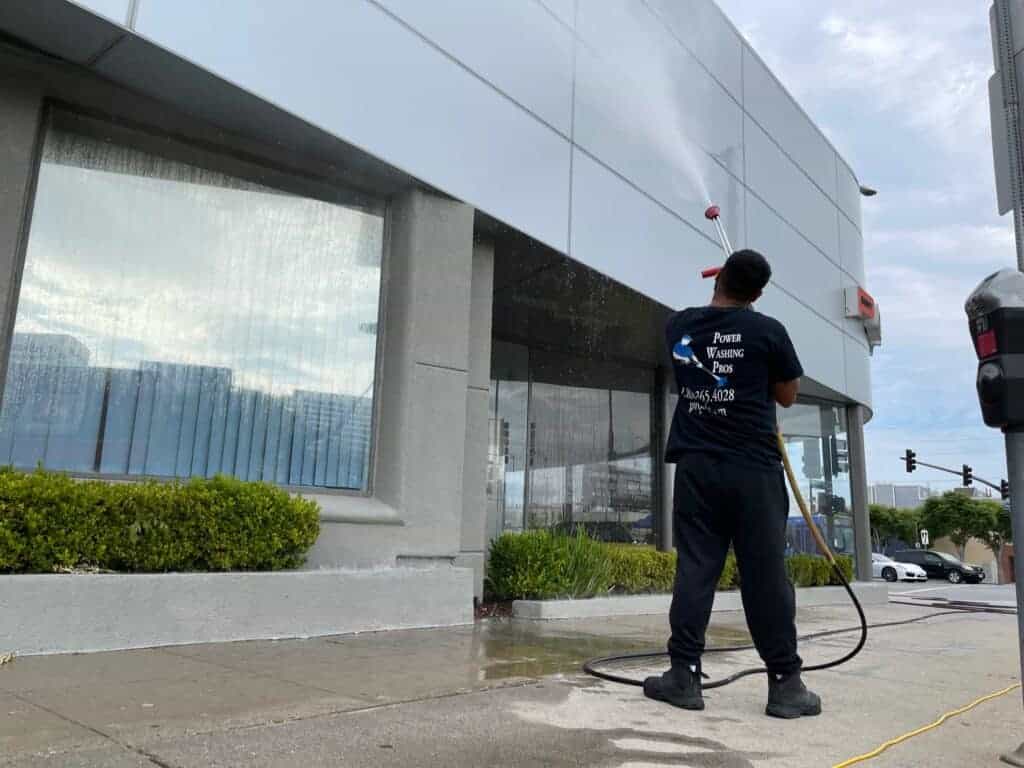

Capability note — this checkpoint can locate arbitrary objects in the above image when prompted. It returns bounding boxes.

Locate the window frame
[4,102,390,498]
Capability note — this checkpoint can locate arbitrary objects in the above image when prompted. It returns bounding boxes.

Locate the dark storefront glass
[487,343,656,546]
[778,402,854,559]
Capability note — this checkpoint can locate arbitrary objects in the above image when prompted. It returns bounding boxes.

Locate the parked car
[871,552,927,582]
[892,550,986,584]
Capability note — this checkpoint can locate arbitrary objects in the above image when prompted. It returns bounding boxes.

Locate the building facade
[0,0,875,626]
[869,484,936,510]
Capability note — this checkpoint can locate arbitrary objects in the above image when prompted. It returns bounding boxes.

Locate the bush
[606,545,675,593]
[786,553,854,587]
[717,550,738,590]
[486,533,855,601]
[485,529,612,601]
[0,469,320,573]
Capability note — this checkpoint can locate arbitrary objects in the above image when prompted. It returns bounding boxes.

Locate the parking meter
[965,268,1024,430]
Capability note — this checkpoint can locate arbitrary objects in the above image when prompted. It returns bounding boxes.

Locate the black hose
[582,564,1016,688]
[582,559,865,688]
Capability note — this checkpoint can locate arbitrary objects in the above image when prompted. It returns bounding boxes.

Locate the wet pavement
[0,601,1020,767]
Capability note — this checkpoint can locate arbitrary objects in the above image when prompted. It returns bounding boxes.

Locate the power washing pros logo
[673,335,728,388]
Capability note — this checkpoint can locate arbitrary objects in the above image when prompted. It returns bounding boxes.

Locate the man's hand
[774,378,799,408]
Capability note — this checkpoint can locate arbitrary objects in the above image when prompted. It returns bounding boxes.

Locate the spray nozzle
[701,267,722,279]
[704,205,721,221]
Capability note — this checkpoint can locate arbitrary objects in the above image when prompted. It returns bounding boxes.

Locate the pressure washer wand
[704,204,733,265]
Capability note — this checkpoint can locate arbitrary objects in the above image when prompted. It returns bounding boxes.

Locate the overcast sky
[716,0,1012,493]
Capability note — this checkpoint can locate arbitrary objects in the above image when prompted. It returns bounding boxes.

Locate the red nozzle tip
[701,267,722,279]
[704,205,720,220]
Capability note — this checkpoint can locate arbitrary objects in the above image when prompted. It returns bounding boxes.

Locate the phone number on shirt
[681,386,736,403]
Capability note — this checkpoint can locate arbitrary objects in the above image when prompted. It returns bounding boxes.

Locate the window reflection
[487,344,655,545]
[0,112,384,490]
[778,402,854,559]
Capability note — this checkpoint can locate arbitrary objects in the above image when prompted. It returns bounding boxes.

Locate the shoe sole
[765,701,822,719]
[643,677,705,711]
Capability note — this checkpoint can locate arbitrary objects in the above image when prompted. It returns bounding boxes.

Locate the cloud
[868,223,1014,265]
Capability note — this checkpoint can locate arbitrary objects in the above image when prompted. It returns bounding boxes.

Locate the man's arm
[774,378,800,408]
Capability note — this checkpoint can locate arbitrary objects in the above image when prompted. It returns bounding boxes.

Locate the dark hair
[718,249,771,302]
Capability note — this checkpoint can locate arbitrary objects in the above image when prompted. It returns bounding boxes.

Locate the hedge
[485,531,854,601]
[0,469,320,573]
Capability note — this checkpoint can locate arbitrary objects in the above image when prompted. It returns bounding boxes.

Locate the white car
[872,552,927,582]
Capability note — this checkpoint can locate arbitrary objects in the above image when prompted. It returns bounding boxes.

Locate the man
[644,249,821,719]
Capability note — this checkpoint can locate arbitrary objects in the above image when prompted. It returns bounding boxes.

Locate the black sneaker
[766,671,822,719]
[643,664,704,710]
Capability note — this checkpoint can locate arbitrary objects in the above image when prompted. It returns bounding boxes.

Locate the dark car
[893,550,986,584]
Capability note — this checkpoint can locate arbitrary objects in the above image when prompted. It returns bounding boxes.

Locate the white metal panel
[73,0,129,24]
[838,212,864,285]
[836,158,863,230]
[538,0,574,28]
[745,116,839,262]
[643,0,742,99]
[374,0,574,135]
[743,46,837,202]
[569,149,723,312]
[133,0,572,253]
[746,192,842,324]
[844,333,872,408]
[576,0,743,178]
[573,0,744,248]
[756,288,846,395]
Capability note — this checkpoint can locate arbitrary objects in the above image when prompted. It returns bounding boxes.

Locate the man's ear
[752,289,763,303]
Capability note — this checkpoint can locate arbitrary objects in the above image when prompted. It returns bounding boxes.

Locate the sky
[717,0,1013,495]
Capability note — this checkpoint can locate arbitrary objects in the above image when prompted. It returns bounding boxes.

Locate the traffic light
[904,449,917,473]
[962,464,973,487]
[1002,479,1011,500]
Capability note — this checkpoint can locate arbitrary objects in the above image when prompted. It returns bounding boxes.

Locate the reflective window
[779,402,854,558]
[0,112,384,490]
[487,344,656,545]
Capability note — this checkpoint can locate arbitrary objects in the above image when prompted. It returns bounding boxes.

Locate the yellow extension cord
[830,682,1022,767]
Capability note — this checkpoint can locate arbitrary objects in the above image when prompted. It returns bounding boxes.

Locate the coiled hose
[583,430,867,688]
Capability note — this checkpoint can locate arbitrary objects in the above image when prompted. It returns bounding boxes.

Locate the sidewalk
[1,599,1019,767]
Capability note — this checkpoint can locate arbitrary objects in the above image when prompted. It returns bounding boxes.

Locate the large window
[487,343,656,545]
[779,402,854,559]
[0,112,384,490]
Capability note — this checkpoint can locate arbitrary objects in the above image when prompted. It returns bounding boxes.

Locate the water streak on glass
[0,114,384,491]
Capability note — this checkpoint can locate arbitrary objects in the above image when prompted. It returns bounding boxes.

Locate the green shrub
[485,532,856,600]
[0,469,320,573]
[785,553,854,587]
[717,550,738,590]
[485,529,611,601]
[606,545,675,593]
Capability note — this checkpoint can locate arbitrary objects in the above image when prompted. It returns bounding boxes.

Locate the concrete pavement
[0,598,1020,767]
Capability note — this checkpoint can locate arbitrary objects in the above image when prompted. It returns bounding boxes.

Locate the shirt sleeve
[771,322,804,383]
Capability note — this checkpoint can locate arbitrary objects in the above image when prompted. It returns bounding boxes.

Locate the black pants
[668,453,801,676]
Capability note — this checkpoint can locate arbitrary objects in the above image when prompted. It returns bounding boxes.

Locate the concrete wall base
[512,581,889,620]
[1,566,474,656]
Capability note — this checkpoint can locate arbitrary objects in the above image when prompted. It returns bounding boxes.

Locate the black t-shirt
[665,306,803,469]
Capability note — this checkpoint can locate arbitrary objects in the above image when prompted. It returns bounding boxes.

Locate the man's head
[714,249,771,304]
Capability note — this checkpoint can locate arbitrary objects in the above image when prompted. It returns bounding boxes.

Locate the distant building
[869,483,935,509]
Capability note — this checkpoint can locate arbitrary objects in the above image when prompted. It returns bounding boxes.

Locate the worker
[644,249,821,719]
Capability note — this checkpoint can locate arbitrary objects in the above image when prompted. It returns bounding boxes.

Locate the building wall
[14,0,872,409]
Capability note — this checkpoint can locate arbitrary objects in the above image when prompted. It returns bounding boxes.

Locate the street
[891,582,1018,608]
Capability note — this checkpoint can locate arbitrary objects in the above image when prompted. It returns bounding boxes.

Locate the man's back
[664,305,802,469]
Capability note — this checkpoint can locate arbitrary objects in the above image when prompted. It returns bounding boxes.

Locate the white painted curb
[513,582,889,619]
[1,566,474,655]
